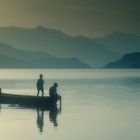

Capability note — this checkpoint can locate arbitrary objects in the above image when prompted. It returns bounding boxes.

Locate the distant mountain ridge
[104,52,140,68]
[95,31,140,54]
[0,26,139,68]
[0,26,120,67]
[0,43,90,68]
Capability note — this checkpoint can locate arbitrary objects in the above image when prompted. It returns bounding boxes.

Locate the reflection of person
[37,74,44,97]
[49,106,61,127]
[37,108,44,133]
[49,109,58,127]
[49,83,61,104]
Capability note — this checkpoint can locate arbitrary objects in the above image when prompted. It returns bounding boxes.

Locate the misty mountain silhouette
[0,43,90,68]
[96,31,140,54]
[0,26,120,67]
[104,52,140,68]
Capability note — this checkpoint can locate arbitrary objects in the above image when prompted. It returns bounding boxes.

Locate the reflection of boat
[0,93,59,109]
[0,102,61,133]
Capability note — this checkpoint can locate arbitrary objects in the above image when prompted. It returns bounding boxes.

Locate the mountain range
[0,26,139,68]
[0,26,120,67]
[0,43,90,68]
[104,52,140,68]
[95,31,140,54]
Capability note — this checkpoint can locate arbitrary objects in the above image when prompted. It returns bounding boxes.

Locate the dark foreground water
[0,69,140,140]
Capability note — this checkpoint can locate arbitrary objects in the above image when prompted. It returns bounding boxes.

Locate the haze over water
[0,69,140,140]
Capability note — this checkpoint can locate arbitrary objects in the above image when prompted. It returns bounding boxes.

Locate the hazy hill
[0,43,90,68]
[0,43,52,62]
[0,54,30,68]
[96,32,140,54]
[104,52,140,68]
[0,26,120,67]
[34,58,90,68]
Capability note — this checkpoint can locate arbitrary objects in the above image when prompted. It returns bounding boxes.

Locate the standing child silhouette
[37,74,44,97]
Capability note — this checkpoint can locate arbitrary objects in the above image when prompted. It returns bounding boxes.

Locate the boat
[0,93,60,109]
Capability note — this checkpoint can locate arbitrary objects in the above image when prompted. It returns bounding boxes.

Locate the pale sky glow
[0,0,139,37]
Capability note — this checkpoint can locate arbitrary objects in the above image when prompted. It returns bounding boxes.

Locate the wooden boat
[0,93,59,109]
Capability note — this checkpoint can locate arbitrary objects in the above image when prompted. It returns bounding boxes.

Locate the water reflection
[37,108,44,133]
[49,105,61,127]
[0,104,61,133]
[36,106,61,133]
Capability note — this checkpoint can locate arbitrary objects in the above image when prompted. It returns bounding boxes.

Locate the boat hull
[0,93,58,109]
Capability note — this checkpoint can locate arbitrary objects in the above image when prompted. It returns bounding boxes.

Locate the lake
[0,69,140,140]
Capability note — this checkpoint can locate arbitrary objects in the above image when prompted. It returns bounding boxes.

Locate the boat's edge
[0,93,50,98]
[0,93,59,109]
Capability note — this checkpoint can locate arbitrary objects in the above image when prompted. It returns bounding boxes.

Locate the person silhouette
[49,83,61,104]
[37,74,44,97]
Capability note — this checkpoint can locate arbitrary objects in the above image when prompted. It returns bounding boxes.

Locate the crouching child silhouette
[49,83,61,105]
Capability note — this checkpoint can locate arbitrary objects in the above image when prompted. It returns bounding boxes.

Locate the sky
[0,0,140,37]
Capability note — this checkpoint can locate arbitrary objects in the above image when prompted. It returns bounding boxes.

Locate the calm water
[0,69,140,140]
